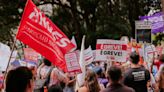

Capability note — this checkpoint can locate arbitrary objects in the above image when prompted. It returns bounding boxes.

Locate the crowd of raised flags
[0,0,164,92]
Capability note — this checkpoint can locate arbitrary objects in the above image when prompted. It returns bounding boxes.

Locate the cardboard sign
[96,39,128,62]
[65,51,81,75]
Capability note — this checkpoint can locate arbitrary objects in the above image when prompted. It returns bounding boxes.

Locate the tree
[0,0,161,50]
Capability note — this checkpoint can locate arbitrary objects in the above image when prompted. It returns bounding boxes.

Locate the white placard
[0,43,11,71]
[84,46,93,65]
[145,44,157,62]
[65,51,81,74]
[96,39,128,62]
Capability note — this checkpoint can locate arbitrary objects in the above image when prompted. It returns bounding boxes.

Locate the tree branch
[36,1,84,16]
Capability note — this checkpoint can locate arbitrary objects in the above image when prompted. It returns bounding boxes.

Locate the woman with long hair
[78,70,103,92]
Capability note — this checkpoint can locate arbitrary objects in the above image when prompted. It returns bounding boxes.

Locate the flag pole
[75,74,80,87]
[2,39,17,84]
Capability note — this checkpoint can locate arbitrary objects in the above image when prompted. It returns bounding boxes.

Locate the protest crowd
[0,40,164,92]
[0,0,164,92]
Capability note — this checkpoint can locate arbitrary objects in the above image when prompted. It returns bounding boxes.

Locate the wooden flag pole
[2,39,17,85]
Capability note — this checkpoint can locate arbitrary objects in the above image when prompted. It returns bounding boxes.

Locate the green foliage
[0,0,159,49]
[0,0,26,47]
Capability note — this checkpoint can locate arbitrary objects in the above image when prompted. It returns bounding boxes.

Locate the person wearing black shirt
[101,66,134,92]
[123,52,150,92]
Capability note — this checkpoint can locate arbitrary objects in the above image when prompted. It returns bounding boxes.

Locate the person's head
[5,66,34,92]
[85,70,100,92]
[48,84,63,92]
[107,66,122,83]
[43,58,51,66]
[130,52,140,64]
[159,54,164,63]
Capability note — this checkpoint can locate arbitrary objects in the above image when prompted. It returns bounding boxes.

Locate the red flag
[16,0,75,71]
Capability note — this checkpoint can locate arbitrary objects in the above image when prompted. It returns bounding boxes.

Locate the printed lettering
[56,38,71,47]
[132,71,145,81]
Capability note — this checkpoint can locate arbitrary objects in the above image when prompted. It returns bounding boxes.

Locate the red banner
[16,0,75,71]
[96,44,127,50]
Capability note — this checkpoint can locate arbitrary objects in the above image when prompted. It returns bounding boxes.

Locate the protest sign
[92,50,96,61]
[84,46,93,65]
[96,39,128,62]
[10,60,21,68]
[135,21,152,43]
[65,50,81,75]
[24,48,39,62]
[16,0,75,71]
[144,44,157,62]
[0,43,11,71]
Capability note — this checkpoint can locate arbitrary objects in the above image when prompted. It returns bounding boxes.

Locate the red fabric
[16,0,75,71]
[154,60,162,70]
[96,44,127,50]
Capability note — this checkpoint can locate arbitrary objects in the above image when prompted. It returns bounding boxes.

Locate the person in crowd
[63,73,76,92]
[78,70,103,92]
[92,66,108,87]
[156,66,164,92]
[100,66,135,92]
[155,54,164,92]
[0,71,4,92]
[123,52,150,92]
[5,66,34,92]
[37,58,52,79]
[35,59,53,92]
[49,67,68,88]
[153,54,164,70]
[48,84,63,92]
[29,66,37,80]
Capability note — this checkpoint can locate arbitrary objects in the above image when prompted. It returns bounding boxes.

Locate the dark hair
[159,54,164,63]
[43,58,51,66]
[5,66,33,92]
[93,67,102,76]
[130,52,140,64]
[48,84,63,92]
[107,66,122,82]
